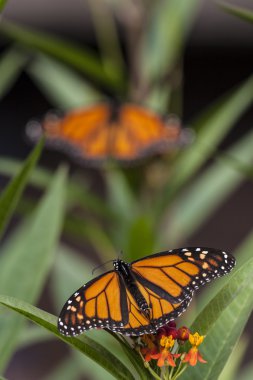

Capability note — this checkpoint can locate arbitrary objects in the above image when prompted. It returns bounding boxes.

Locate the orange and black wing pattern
[58,247,235,337]
[111,285,192,336]
[118,247,235,335]
[27,103,183,164]
[131,247,236,302]
[58,270,128,336]
[58,268,191,337]
[109,104,182,160]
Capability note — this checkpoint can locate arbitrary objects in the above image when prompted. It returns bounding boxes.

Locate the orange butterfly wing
[58,268,191,337]
[111,285,191,336]
[111,104,181,160]
[58,271,128,336]
[42,104,112,160]
[58,247,235,337]
[131,247,236,302]
[28,103,182,163]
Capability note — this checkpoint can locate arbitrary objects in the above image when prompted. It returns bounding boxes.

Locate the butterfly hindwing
[112,284,192,336]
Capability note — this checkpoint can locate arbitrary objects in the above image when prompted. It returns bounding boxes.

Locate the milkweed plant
[0,0,253,380]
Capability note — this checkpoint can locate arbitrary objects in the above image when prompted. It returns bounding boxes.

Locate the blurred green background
[0,0,253,379]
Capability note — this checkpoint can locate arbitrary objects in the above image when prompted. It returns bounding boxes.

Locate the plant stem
[139,351,162,380]
[171,362,188,380]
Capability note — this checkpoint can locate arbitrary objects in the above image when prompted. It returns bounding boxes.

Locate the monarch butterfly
[26,103,186,165]
[58,247,235,337]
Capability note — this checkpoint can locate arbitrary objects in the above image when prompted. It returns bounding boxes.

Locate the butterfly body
[114,259,151,317]
[58,247,235,337]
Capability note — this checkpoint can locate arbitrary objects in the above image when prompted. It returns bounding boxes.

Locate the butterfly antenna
[92,259,114,275]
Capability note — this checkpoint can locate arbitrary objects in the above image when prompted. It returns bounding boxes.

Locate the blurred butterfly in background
[26,103,190,165]
[58,247,235,337]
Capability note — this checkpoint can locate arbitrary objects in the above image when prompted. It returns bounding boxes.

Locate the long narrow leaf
[105,169,137,223]
[0,158,113,218]
[0,0,8,12]
[52,246,149,379]
[105,169,139,253]
[162,128,253,245]
[219,337,248,380]
[141,0,200,84]
[0,157,51,188]
[63,216,115,261]
[156,75,253,214]
[0,166,66,371]
[27,54,102,110]
[51,245,95,310]
[0,140,43,239]
[0,48,28,100]
[191,258,253,334]
[181,258,253,379]
[1,21,125,92]
[197,227,253,314]
[218,2,253,24]
[0,295,135,380]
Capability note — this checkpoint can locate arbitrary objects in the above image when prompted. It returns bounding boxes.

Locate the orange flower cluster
[139,321,207,369]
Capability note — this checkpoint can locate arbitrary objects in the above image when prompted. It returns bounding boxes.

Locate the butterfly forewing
[58,271,128,336]
[131,247,236,297]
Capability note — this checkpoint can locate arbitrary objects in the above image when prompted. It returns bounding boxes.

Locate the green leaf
[0,157,114,219]
[105,169,137,223]
[64,216,116,261]
[0,295,135,380]
[181,258,253,379]
[0,140,43,239]
[0,157,52,188]
[0,167,66,371]
[218,2,253,24]
[105,169,139,252]
[156,75,253,214]
[141,0,200,85]
[0,0,8,12]
[162,128,253,245]
[219,336,249,380]
[51,246,149,380]
[51,245,95,310]
[191,258,253,334]
[87,0,125,79]
[125,216,156,262]
[1,20,125,92]
[197,227,253,314]
[27,54,102,110]
[51,247,118,379]
[0,48,28,100]
[67,180,115,219]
